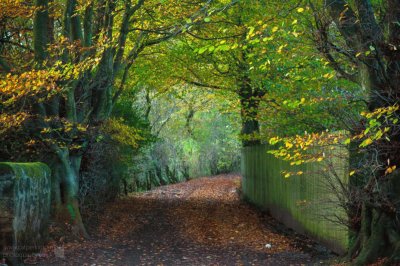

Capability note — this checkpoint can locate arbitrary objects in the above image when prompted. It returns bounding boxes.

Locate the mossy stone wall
[241,145,348,254]
[0,162,51,258]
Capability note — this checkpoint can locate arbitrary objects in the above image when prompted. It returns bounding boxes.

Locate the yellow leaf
[385,165,397,175]
[349,170,356,176]
[297,7,304,13]
[272,26,279,33]
[360,138,373,147]
[269,137,279,145]
[285,142,293,148]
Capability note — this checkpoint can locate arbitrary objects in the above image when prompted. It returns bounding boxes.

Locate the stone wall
[0,162,51,259]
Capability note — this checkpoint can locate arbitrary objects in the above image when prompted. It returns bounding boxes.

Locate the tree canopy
[1,0,400,264]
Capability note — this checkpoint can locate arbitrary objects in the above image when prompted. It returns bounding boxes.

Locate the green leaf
[374,130,383,140]
[219,44,230,51]
[198,47,208,54]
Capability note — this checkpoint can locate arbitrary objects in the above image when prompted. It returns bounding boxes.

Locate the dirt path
[39,174,335,265]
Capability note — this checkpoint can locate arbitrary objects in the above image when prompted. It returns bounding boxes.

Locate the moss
[0,162,51,180]
[67,203,76,221]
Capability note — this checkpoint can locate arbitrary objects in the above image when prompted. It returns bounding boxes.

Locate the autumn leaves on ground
[39,175,333,265]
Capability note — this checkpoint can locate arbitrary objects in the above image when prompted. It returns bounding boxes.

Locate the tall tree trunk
[54,148,88,237]
[237,50,261,147]
[240,95,261,147]
[40,0,89,237]
[92,0,115,121]
[238,79,261,147]
[33,0,49,63]
[351,173,400,265]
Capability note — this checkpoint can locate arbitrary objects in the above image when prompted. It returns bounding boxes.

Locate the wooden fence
[241,144,349,254]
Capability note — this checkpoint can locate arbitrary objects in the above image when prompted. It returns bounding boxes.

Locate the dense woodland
[1,0,400,265]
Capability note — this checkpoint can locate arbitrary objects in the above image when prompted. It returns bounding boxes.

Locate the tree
[175,0,271,146]
[0,0,237,236]
[309,1,400,264]
[153,0,338,146]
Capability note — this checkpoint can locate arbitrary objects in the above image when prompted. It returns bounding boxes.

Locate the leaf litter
[37,174,337,265]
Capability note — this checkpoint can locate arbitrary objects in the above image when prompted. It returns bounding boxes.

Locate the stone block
[0,162,51,261]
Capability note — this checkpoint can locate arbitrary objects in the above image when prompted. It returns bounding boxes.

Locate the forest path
[40,174,334,266]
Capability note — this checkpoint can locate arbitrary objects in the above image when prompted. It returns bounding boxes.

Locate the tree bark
[33,0,49,63]
[237,49,262,147]
[322,1,400,264]
[238,78,262,147]
[54,148,88,238]
[240,96,261,147]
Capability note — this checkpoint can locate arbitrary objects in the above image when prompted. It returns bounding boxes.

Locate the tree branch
[185,31,243,41]
[113,0,145,73]
[174,76,226,90]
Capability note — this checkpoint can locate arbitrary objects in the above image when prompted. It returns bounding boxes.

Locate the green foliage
[100,119,143,149]
[117,84,241,191]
